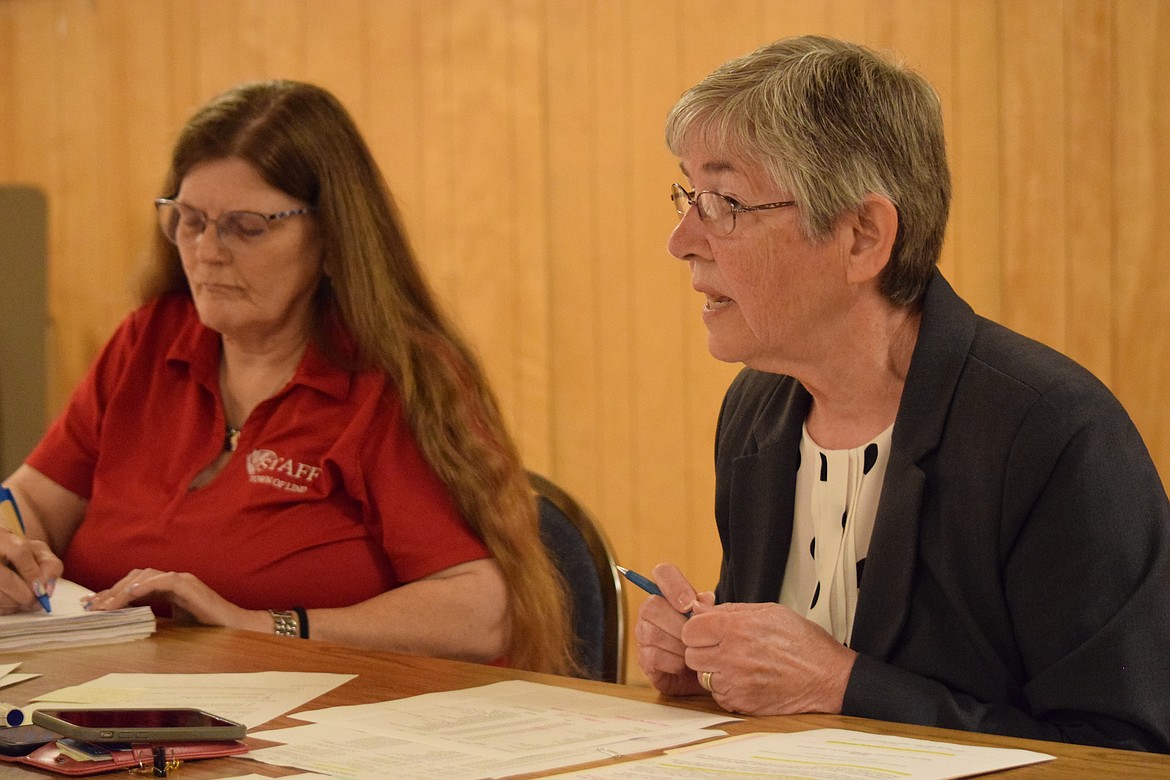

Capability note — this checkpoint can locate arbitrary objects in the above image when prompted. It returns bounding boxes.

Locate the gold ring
[700,670,713,692]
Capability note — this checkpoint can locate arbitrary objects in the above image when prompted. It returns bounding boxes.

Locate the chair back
[529,472,626,683]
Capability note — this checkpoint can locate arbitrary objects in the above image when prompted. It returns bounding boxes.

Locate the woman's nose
[192,224,229,262]
[667,207,708,262]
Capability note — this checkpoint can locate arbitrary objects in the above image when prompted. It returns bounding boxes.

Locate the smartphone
[31,708,246,743]
[0,724,61,756]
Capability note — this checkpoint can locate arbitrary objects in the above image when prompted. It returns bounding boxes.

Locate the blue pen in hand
[0,485,52,613]
[616,566,693,618]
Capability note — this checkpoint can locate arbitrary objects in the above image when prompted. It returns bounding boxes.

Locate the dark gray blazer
[713,272,1170,752]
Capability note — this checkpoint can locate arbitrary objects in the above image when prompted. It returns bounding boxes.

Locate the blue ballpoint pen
[616,566,693,617]
[0,485,52,613]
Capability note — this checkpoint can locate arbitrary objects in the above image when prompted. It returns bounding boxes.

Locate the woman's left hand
[82,568,267,631]
[682,600,858,716]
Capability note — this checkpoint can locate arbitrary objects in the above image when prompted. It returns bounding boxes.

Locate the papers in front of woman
[0,578,155,652]
[551,728,1054,780]
[246,682,1053,780]
[247,680,741,780]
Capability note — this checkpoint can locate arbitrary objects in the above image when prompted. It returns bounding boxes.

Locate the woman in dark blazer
[634,35,1170,753]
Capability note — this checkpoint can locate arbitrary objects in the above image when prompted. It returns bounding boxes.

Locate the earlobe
[845,194,898,284]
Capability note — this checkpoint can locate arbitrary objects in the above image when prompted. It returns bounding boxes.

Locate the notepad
[0,579,155,653]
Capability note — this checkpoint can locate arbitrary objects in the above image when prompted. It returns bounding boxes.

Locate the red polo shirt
[28,294,489,612]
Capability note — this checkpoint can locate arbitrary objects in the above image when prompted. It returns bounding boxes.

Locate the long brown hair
[141,80,575,674]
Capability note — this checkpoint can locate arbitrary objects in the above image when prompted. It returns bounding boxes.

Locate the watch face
[271,609,301,635]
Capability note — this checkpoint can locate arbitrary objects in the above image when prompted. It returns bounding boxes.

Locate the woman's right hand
[0,466,87,614]
[0,532,63,614]
[633,563,714,696]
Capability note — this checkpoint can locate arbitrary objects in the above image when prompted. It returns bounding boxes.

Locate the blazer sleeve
[843,374,1170,753]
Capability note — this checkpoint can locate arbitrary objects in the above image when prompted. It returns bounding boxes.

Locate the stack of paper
[0,578,155,652]
[246,680,742,779]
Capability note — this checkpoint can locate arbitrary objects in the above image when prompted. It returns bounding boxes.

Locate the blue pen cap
[1,705,26,727]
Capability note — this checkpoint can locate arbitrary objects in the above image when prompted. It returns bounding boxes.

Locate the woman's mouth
[704,294,733,311]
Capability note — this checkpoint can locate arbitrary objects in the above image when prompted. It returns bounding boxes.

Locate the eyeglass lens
[671,185,735,236]
[157,202,275,247]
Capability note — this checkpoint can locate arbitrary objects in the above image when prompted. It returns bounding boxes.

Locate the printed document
[549,728,1055,779]
[247,679,739,779]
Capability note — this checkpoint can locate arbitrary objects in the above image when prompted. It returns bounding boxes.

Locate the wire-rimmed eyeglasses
[155,198,312,250]
[671,183,796,237]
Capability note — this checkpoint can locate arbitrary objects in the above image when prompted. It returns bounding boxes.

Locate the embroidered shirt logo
[245,449,322,493]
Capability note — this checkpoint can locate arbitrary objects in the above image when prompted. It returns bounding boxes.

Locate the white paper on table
[244,680,737,779]
[31,671,354,728]
[0,673,38,689]
[546,728,1055,779]
[0,662,39,690]
[292,680,738,754]
[251,720,725,780]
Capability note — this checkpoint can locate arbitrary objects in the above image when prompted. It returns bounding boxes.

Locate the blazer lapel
[850,272,978,659]
[850,450,925,656]
[717,376,809,603]
[727,437,801,602]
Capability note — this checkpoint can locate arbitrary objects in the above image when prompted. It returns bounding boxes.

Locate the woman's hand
[633,562,858,715]
[683,600,858,716]
[0,468,80,615]
[0,532,63,614]
[82,568,269,632]
[633,563,714,696]
[83,559,511,659]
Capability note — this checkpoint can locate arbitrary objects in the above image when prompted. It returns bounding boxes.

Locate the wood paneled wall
[2,1,1167,678]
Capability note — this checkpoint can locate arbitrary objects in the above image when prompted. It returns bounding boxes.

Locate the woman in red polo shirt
[0,80,574,674]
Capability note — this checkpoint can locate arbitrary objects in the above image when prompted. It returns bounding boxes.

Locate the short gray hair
[666,35,951,305]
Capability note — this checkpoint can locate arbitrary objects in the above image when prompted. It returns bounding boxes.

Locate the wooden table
[5,623,1170,778]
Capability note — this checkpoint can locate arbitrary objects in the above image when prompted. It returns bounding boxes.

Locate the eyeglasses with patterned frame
[154,198,312,250]
[671,183,796,237]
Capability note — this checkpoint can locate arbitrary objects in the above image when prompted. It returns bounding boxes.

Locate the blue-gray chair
[530,472,626,683]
